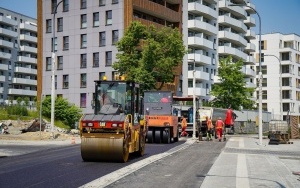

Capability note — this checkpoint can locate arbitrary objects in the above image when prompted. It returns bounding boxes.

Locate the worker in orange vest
[215,117,224,142]
[206,116,213,141]
[180,116,188,137]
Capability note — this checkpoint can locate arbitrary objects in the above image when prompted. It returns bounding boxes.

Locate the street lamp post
[265,54,282,120]
[229,3,262,145]
[51,0,63,138]
[188,59,196,140]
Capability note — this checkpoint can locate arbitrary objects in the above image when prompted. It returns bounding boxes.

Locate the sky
[0,0,299,36]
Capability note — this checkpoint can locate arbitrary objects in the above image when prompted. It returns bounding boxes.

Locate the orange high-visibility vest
[216,119,223,129]
[207,119,213,130]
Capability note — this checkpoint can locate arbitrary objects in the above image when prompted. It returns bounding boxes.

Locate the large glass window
[106,10,112,25]
[57,17,63,32]
[81,73,87,88]
[99,32,106,46]
[81,14,87,28]
[46,19,52,33]
[81,34,87,48]
[63,75,69,89]
[112,30,118,45]
[93,52,99,67]
[63,36,69,50]
[80,93,87,108]
[93,12,99,27]
[63,0,69,12]
[57,56,63,70]
[81,54,87,68]
[105,51,112,66]
[46,57,52,71]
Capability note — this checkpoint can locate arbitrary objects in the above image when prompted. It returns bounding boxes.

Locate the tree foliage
[209,56,255,110]
[113,21,186,92]
[42,96,82,127]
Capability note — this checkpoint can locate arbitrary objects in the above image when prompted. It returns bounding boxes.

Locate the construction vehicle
[144,91,179,143]
[79,78,147,162]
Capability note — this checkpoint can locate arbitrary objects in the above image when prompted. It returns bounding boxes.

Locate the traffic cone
[71,136,76,144]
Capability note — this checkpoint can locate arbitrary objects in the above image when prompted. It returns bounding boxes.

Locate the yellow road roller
[79,79,147,162]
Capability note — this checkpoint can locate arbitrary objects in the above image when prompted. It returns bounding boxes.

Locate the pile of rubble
[0,119,79,141]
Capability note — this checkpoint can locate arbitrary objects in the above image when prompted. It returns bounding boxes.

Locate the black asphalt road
[0,140,185,188]
[107,140,226,188]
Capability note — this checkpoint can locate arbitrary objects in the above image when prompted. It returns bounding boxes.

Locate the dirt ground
[0,120,77,141]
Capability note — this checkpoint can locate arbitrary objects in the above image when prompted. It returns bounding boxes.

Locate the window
[260,40,266,50]
[106,10,112,25]
[81,34,87,48]
[46,57,52,71]
[46,19,52,33]
[112,71,120,80]
[51,0,57,13]
[81,73,87,88]
[63,36,69,50]
[80,93,87,108]
[93,12,99,27]
[63,0,69,12]
[282,65,290,73]
[257,65,267,75]
[57,17,63,32]
[93,52,99,67]
[81,14,87,28]
[99,32,106,46]
[99,0,105,6]
[282,78,290,86]
[57,56,63,70]
[81,0,87,9]
[282,103,290,112]
[63,75,69,89]
[112,30,118,45]
[52,37,57,52]
[81,54,87,68]
[99,72,105,80]
[106,51,112,66]
[55,75,57,89]
[281,52,290,61]
[282,90,290,99]
[112,0,118,4]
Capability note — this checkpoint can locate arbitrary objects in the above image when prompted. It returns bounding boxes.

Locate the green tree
[42,96,82,127]
[24,97,30,107]
[209,56,255,110]
[113,21,186,92]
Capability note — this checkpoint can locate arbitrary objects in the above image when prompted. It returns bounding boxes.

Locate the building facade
[184,0,256,104]
[0,8,37,106]
[252,33,300,121]
[38,0,183,113]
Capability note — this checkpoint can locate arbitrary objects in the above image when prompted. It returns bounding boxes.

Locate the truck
[79,78,147,162]
[144,91,179,143]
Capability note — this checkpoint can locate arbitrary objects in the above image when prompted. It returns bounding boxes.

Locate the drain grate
[224,147,300,157]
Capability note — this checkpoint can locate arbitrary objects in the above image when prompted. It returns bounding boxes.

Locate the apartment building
[0,8,37,105]
[38,0,183,113]
[185,0,257,103]
[252,33,300,121]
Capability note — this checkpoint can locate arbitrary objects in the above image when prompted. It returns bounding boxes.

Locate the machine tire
[162,128,170,144]
[173,127,179,142]
[147,130,153,143]
[138,134,146,156]
[154,129,162,143]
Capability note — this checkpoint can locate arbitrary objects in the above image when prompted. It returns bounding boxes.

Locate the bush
[6,105,28,116]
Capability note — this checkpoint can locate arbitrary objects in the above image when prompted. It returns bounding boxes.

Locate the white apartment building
[0,8,37,106]
[184,0,256,103]
[252,33,300,121]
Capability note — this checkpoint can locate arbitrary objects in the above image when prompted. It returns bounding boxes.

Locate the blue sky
[0,0,299,35]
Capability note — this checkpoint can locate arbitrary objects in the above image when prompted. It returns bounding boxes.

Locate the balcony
[20,34,37,43]
[188,2,218,20]
[188,87,207,97]
[0,39,14,48]
[244,16,256,27]
[0,28,18,38]
[12,78,37,85]
[0,75,5,82]
[245,2,256,14]
[15,67,37,75]
[218,45,247,60]
[20,46,37,54]
[8,88,37,96]
[0,64,8,71]
[18,56,37,64]
[245,55,255,65]
[246,82,256,88]
[218,30,247,47]
[218,15,247,33]
[132,17,165,30]
[188,36,214,50]
[132,0,180,22]
[20,23,37,32]
[0,51,11,59]
[245,30,256,40]
[245,43,256,52]
[188,53,211,66]
[219,0,247,19]
[188,20,218,36]
[0,87,3,93]
[242,67,256,78]
[188,70,210,81]
[0,16,17,26]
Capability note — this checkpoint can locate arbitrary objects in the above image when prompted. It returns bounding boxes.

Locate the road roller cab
[80,79,147,162]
